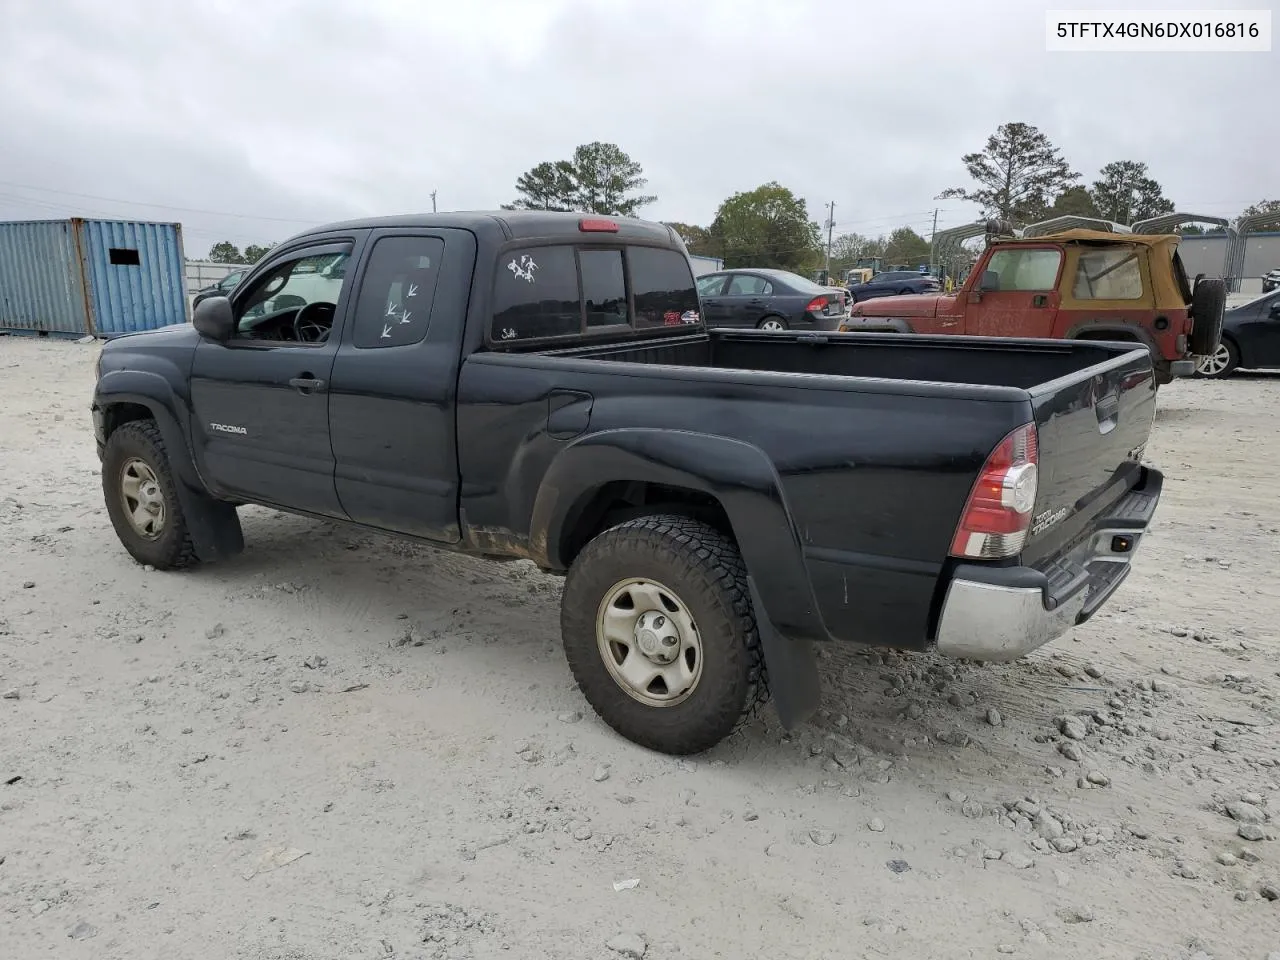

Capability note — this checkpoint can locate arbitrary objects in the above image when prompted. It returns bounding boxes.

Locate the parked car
[1261,268,1280,293]
[841,230,1225,385]
[696,268,846,330]
[846,269,941,303]
[1194,288,1280,378]
[192,269,246,306]
[93,211,1163,756]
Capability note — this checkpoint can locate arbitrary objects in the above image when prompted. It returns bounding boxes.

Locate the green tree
[1044,185,1101,220]
[1091,161,1174,224]
[570,141,656,217]
[663,222,717,257]
[504,160,578,211]
[208,241,243,264]
[1242,199,1280,219]
[828,232,871,274]
[940,122,1080,223]
[708,182,820,270]
[881,226,930,266]
[242,243,276,263]
[506,143,656,216]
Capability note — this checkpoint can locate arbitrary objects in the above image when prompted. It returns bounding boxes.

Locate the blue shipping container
[0,217,188,337]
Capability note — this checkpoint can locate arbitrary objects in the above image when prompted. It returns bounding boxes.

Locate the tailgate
[1019,346,1156,568]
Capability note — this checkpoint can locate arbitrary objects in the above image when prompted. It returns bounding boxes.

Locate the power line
[0,178,324,225]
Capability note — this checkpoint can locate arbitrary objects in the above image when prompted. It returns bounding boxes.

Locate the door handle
[289,375,327,394]
[1032,295,1048,307]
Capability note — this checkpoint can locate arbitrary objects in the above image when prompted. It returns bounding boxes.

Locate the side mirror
[979,270,1000,292]
[192,296,234,341]
[1269,301,1280,319]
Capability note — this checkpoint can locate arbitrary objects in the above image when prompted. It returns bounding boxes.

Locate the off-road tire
[1188,277,1226,356]
[561,514,767,755]
[102,420,198,570]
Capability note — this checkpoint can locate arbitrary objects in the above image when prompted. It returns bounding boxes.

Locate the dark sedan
[192,269,246,307]
[847,269,940,303]
[1195,288,1280,379]
[696,269,847,330]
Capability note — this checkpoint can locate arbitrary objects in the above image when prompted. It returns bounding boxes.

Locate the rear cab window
[490,243,700,343]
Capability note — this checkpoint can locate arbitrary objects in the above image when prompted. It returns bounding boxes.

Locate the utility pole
[824,201,836,282]
[928,206,939,276]
[430,190,438,214]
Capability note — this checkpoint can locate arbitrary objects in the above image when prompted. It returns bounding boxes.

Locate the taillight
[805,296,827,313]
[579,218,619,233]
[949,423,1039,560]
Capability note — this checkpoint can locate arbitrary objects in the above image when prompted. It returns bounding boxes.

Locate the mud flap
[747,576,821,730]
[176,482,244,563]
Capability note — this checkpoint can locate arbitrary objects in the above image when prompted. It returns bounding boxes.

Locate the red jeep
[841,229,1225,384]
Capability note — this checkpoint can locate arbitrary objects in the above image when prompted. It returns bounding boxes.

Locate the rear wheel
[102,420,198,570]
[1195,339,1238,379]
[757,317,787,331]
[560,514,766,755]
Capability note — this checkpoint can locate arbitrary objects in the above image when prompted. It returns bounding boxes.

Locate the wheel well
[1072,328,1140,342]
[102,402,155,440]
[558,481,733,568]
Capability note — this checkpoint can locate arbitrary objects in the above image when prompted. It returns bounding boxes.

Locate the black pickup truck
[92,211,1163,755]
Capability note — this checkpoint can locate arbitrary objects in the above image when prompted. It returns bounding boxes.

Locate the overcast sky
[0,0,1273,257]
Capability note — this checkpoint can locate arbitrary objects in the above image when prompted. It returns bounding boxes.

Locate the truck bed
[460,329,1157,653]
[540,328,1133,391]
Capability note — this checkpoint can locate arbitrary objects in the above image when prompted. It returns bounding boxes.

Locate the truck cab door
[965,247,1063,338]
[327,228,476,543]
[189,239,361,518]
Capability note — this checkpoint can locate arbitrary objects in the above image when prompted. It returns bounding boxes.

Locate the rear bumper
[934,467,1162,662]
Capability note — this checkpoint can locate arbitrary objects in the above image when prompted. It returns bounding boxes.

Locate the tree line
[205,241,276,265]
[201,129,1277,278]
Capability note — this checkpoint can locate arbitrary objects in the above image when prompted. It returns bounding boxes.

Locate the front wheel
[560,514,767,755]
[1195,340,1238,379]
[102,420,198,569]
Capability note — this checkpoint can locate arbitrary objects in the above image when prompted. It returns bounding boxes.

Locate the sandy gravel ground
[1,336,1278,960]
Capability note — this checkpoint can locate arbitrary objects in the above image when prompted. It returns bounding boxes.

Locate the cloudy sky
[0,0,1273,258]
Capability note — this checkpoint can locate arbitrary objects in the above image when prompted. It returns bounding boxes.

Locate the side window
[491,245,581,341]
[234,248,352,342]
[580,249,627,327]
[1072,248,1143,300]
[352,236,446,349]
[630,246,701,328]
[984,249,1062,291]
[727,274,768,296]
[696,274,726,296]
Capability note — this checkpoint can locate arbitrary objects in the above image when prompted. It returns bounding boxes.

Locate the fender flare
[95,372,243,563]
[1063,321,1169,381]
[96,371,201,488]
[530,428,822,728]
[1062,320,1159,354]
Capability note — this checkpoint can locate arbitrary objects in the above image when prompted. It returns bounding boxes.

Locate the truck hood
[853,294,949,319]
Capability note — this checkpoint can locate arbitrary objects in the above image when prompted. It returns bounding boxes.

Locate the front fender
[94,371,242,563]
[94,370,200,489]
[531,428,825,644]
